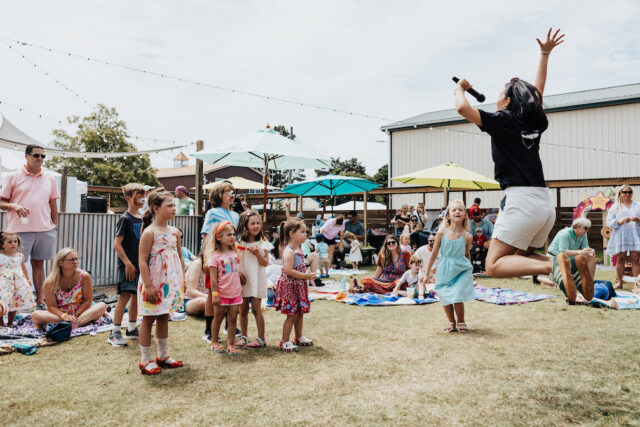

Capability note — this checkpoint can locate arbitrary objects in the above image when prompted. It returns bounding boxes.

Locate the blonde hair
[122,183,145,198]
[208,222,237,253]
[442,199,469,231]
[399,232,411,243]
[615,186,634,212]
[44,247,77,293]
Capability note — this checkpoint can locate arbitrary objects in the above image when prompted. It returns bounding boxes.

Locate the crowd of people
[2,29,639,373]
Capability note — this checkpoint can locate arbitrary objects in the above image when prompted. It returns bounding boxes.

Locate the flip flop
[246,337,266,349]
[211,343,226,354]
[226,345,241,356]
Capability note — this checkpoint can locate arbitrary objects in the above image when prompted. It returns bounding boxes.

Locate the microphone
[452,77,486,103]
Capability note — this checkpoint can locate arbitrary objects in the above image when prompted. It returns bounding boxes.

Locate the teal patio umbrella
[282,174,381,214]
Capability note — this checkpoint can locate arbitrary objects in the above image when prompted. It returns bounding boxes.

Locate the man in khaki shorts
[0,144,59,309]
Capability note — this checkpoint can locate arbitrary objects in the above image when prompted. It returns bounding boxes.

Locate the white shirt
[414,245,439,280]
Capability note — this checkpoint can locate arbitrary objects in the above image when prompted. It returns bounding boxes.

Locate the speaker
[81,196,108,213]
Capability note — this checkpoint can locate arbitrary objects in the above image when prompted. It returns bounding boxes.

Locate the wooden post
[462,191,467,206]
[363,192,368,247]
[195,140,204,216]
[299,195,303,216]
[556,188,561,208]
[60,166,68,213]
[422,192,426,207]
[443,188,449,206]
[386,195,391,230]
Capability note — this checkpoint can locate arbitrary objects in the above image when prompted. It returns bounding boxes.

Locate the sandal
[236,335,248,347]
[156,356,184,369]
[246,337,266,349]
[226,345,241,356]
[443,322,457,333]
[457,322,469,333]
[294,336,313,347]
[139,360,162,375]
[279,340,299,352]
[211,343,226,353]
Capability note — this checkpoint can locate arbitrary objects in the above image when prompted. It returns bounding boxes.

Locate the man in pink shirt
[0,145,59,308]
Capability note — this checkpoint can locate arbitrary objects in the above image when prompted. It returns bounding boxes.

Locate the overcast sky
[1,0,639,175]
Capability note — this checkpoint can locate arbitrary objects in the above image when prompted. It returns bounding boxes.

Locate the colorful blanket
[342,292,439,306]
[0,313,113,341]
[611,291,640,310]
[473,285,556,305]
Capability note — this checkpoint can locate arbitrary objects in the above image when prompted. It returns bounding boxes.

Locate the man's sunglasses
[28,153,46,159]
[428,240,435,244]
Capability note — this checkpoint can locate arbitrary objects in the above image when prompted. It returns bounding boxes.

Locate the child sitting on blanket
[391,256,425,299]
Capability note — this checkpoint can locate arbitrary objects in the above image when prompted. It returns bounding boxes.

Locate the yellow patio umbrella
[199,176,278,191]
[391,162,500,203]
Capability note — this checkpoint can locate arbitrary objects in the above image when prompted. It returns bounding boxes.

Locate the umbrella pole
[263,157,269,222]
[443,188,449,206]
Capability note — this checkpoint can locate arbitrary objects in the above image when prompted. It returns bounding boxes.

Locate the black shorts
[117,266,139,295]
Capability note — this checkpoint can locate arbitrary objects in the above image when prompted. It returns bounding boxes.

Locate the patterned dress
[138,231,185,316]
[606,202,640,255]
[55,271,86,314]
[0,253,35,311]
[274,246,310,315]
[359,251,411,294]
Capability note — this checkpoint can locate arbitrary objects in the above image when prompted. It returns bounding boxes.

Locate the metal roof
[381,82,640,132]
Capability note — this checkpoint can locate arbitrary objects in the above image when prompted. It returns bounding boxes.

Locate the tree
[268,125,306,189]
[373,164,388,186]
[46,105,159,189]
[315,157,366,177]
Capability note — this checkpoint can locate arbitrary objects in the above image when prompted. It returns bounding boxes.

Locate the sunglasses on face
[385,241,398,246]
[622,190,633,195]
[64,257,79,263]
[583,227,590,231]
[428,241,435,245]
[28,153,46,159]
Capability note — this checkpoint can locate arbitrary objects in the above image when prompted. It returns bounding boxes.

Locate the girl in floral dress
[274,218,317,352]
[137,189,186,375]
[0,232,35,326]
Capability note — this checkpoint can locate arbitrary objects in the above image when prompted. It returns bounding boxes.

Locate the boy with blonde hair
[108,183,145,346]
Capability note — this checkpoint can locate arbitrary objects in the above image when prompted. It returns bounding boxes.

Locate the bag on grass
[44,321,72,342]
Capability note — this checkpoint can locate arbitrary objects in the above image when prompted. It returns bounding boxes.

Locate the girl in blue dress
[424,200,474,333]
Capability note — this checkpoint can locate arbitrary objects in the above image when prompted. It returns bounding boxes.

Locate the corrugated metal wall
[0,212,200,286]
[390,102,640,208]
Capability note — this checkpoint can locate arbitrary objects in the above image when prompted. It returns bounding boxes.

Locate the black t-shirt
[393,214,410,229]
[116,212,142,269]
[478,109,548,189]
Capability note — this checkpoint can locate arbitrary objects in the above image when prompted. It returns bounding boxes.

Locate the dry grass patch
[2,268,640,425]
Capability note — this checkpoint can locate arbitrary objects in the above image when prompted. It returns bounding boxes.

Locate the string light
[0,39,91,106]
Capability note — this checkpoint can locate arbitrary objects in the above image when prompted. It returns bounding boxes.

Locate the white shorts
[492,187,555,251]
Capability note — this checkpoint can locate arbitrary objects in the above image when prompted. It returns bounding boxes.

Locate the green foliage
[315,157,366,177]
[269,125,306,189]
[45,104,158,188]
[373,164,388,186]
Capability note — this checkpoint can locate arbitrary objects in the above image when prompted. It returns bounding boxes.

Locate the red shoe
[156,356,184,369]
[139,361,162,375]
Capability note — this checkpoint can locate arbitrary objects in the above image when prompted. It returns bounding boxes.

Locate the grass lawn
[2,267,640,426]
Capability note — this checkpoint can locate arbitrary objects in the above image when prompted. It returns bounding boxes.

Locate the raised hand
[536,28,565,53]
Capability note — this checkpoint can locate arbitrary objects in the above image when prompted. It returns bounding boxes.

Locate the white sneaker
[294,336,313,346]
[107,332,128,347]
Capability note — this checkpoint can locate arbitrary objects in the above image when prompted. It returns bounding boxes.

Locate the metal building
[381,83,640,209]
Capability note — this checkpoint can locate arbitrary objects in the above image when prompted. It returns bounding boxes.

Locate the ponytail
[141,187,172,231]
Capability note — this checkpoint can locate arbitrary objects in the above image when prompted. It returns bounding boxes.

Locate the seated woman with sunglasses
[606,186,640,288]
[350,235,411,294]
[31,248,107,329]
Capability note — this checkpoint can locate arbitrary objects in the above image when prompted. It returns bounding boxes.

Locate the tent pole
[363,191,368,247]
[263,157,269,222]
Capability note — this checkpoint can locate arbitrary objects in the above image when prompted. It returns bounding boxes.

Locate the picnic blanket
[340,292,439,306]
[327,268,369,276]
[473,285,556,305]
[610,291,640,310]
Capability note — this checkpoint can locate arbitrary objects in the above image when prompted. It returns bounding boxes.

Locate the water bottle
[189,203,195,216]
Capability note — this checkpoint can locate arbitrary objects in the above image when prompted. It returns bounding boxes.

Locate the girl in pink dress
[0,232,35,326]
[137,189,186,375]
[208,221,243,356]
[274,218,317,352]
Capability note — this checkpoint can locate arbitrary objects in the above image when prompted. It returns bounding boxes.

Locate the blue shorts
[117,267,138,295]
